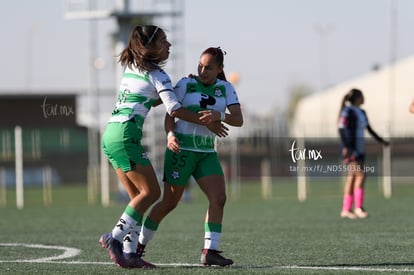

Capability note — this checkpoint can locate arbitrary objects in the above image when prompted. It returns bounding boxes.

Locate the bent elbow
[169,107,182,118]
[236,118,244,127]
[167,103,182,117]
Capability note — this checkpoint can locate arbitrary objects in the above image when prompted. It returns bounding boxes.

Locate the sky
[0,0,414,116]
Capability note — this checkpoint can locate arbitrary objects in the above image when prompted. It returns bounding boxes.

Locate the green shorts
[102,120,151,172]
[163,149,224,186]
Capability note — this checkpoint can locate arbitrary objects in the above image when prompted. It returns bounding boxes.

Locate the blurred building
[292,55,414,138]
[0,93,88,185]
[291,55,414,181]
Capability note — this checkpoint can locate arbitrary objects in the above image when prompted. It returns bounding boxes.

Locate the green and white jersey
[174,77,240,152]
[108,66,181,128]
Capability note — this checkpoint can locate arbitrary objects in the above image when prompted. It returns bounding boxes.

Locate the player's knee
[163,196,180,212]
[152,187,161,202]
[211,193,226,208]
[141,186,161,203]
[164,201,178,213]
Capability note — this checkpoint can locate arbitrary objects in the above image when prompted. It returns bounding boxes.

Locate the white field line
[277,265,414,273]
[1,260,414,273]
[1,243,413,273]
[0,243,80,262]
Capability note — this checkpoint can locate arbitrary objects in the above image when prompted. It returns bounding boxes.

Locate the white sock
[139,225,157,245]
[123,224,141,254]
[204,232,221,250]
[111,212,137,242]
[138,217,159,245]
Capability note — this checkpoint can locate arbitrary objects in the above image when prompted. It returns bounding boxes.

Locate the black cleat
[200,249,233,266]
[136,242,146,258]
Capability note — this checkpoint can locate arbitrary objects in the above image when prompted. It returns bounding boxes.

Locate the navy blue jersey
[338,105,384,157]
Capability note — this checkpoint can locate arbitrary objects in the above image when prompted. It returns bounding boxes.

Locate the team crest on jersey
[171,169,180,180]
[214,88,223,97]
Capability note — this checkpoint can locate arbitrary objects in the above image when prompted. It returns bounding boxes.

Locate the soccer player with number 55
[138,47,243,266]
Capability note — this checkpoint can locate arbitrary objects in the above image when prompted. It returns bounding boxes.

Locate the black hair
[338,88,364,119]
[201,47,227,81]
[118,25,166,71]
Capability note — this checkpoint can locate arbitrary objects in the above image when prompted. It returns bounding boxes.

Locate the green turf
[0,178,413,274]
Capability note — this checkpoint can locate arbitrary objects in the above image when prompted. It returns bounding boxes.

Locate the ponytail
[338,88,363,119]
[217,71,227,81]
[338,94,349,120]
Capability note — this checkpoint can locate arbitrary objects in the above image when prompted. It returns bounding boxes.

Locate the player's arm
[160,78,228,137]
[338,127,352,149]
[206,122,229,137]
[171,107,206,124]
[171,108,228,137]
[366,124,389,146]
[198,104,243,127]
[165,113,180,154]
[222,104,243,127]
[338,110,355,156]
[363,110,389,146]
[152,98,162,107]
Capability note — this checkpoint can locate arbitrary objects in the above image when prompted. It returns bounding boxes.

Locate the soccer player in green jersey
[138,47,243,266]
[99,26,227,269]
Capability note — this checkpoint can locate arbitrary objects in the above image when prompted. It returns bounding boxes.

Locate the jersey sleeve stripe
[227,103,240,107]
[158,88,173,94]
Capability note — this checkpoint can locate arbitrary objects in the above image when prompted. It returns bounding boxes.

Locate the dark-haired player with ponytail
[138,47,243,266]
[338,88,389,219]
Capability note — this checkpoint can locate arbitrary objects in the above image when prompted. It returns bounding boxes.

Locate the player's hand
[207,122,228,137]
[198,110,221,124]
[342,148,357,164]
[167,135,180,154]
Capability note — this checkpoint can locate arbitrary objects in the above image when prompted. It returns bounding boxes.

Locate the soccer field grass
[0,179,413,274]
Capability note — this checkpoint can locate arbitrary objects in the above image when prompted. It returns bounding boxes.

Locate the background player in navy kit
[338,88,389,219]
[137,47,243,266]
[99,26,227,269]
